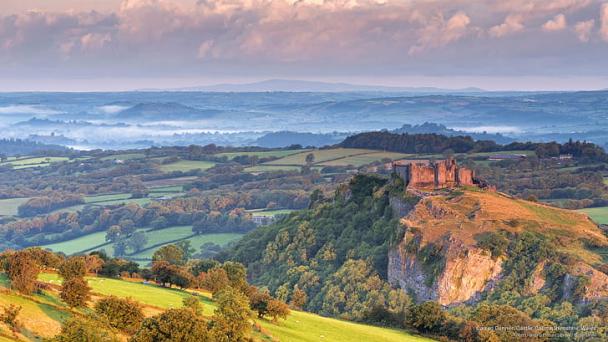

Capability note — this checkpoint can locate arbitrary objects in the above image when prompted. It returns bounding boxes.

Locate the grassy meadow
[0,198,30,216]
[578,206,608,224]
[41,225,243,261]
[216,149,308,160]
[158,159,216,173]
[27,274,431,342]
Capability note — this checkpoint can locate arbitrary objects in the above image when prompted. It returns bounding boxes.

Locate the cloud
[601,3,608,41]
[575,19,595,41]
[0,105,61,115]
[543,14,567,31]
[0,0,606,83]
[489,14,525,37]
[409,11,472,55]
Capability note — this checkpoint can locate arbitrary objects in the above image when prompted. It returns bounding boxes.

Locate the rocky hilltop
[388,188,608,306]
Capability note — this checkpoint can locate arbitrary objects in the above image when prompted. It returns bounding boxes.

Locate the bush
[60,277,91,308]
[130,308,210,342]
[407,301,447,333]
[51,317,118,342]
[95,296,144,333]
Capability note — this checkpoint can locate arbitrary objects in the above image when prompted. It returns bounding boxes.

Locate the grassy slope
[0,198,30,216]
[404,189,606,264]
[41,225,242,260]
[36,274,431,342]
[129,233,243,261]
[158,160,215,173]
[578,206,608,224]
[41,231,109,255]
[217,149,308,159]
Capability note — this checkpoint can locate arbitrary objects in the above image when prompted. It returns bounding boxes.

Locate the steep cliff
[389,189,608,306]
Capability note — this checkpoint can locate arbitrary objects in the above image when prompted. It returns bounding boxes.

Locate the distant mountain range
[144,79,487,93]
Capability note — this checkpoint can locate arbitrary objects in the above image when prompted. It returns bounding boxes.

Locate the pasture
[158,159,215,173]
[248,209,295,217]
[578,206,608,224]
[128,232,243,261]
[216,149,307,159]
[33,274,430,342]
[0,198,30,216]
[0,156,70,169]
[41,231,109,255]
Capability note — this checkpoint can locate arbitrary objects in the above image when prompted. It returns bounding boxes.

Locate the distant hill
[254,131,348,148]
[118,102,220,120]
[154,79,486,93]
[393,122,514,144]
[0,138,69,157]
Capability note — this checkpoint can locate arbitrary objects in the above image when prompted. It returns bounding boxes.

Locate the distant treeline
[0,138,69,157]
[340,132,608,161]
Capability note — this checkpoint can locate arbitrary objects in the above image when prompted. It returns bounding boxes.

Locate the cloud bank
[0,0,607,87]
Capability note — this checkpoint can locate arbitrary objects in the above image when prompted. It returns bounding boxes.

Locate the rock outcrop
[388,189,608,306]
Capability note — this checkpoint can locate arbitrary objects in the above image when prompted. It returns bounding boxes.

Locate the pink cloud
[601,3,608,41]
[489,14,524,37]
[575,19,595,42]
[543,14,567,31]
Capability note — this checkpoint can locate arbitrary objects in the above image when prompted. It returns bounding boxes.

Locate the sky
[0,0,607,91]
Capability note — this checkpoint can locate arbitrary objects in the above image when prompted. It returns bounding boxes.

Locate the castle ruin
[393,158,475,190]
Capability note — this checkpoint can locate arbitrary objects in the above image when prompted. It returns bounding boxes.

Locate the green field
[258,310,432,342]
[129,232,243,261]
[265,148,378,166]
[33,274,431,342]
[41,225,243,260]
[245,165,307,173]
[217,149,307,159]
[0,274,70,339]
[0,197,30,216]
[158,160,216,173]
[0,156,70,169]
[84,193,133,203]
[318,151,411,167]
[578,206,608,224]
[41,231,109,255]
[248,209,295,217]
[100,153,146,161]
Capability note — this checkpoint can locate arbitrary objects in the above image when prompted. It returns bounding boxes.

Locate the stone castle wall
[395,158,475,190]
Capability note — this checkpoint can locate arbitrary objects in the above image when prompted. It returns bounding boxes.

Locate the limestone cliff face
[389,234,502,306]
[388,189,608,306]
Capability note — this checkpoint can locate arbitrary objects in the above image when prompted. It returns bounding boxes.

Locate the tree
[60,277,91,308]
[84,255,104,275]
[266,298,290,322]
[305,153,315,165]
[152,245,184,265]
[190,259,220,276]
[211,287,253,342]
[183,296,203,316]
[290,285,307,309]
[151,261,193,288]
[59,257,87,281]
[113,240,128,257]
[221,262,248,293]
[1,304,21,334]
[176,240,195,261]
[95,296,144,333]
[129,232,148,253]
[201,267,230,294]
[407,301,447,333]
[4,250,40,295]
[106,225,122,242]
[130,308,210,342]
[51,317,118,342]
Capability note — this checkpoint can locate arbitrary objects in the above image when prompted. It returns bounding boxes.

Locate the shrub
[60,277,91,308]
[95,296,144,333]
